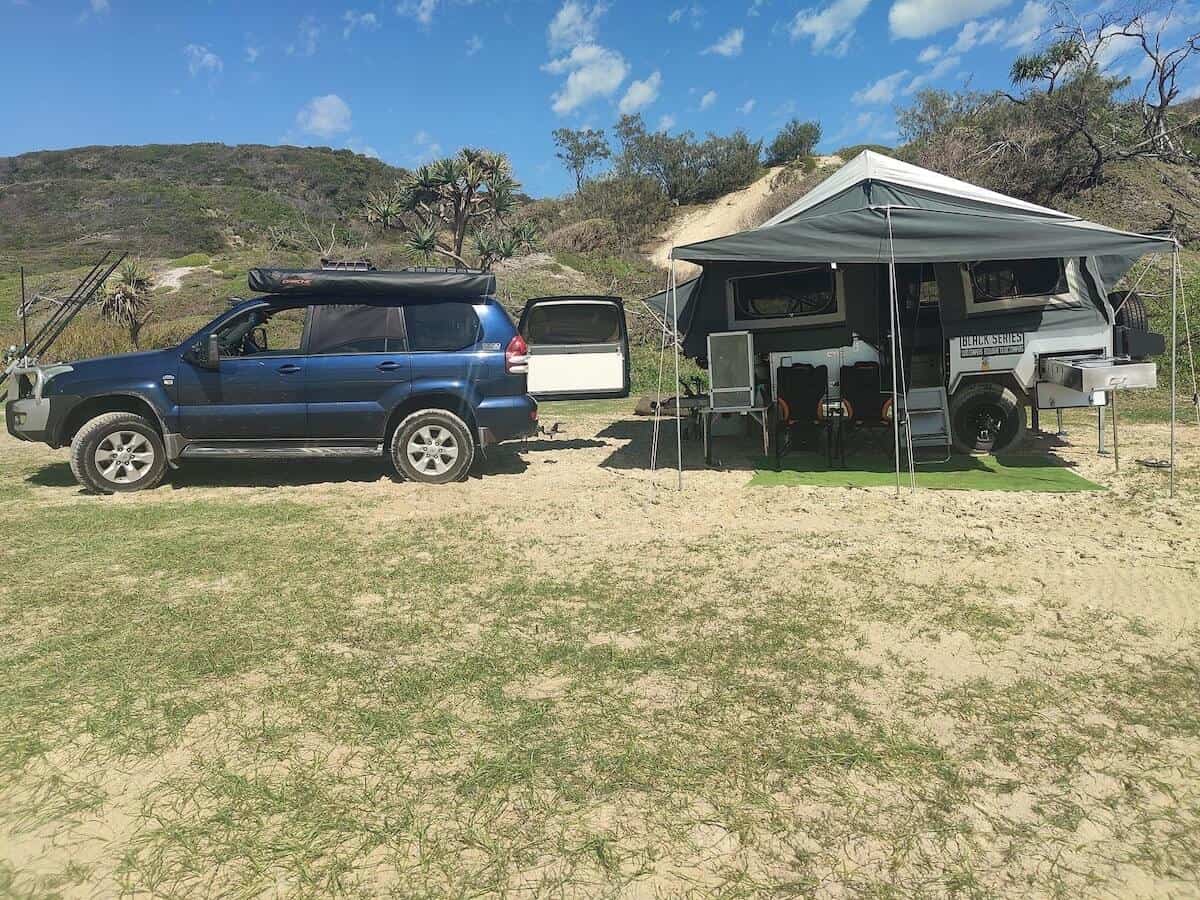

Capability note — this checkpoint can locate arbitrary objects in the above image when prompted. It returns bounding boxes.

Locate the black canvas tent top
[248,268,496,300]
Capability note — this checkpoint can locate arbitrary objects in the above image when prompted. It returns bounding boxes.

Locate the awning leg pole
[888,259,901,497]
[1171,246,1179,499]
[1056,408,1066,437]
[671,259,683,491]
[1112,390,1119,473]
[1097,403,1107,455]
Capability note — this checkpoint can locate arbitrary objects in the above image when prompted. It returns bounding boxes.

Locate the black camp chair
[775,364,837,469]
[838,362,892,456]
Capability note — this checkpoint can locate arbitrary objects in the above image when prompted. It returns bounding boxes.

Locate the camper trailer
[650,152,1171,456]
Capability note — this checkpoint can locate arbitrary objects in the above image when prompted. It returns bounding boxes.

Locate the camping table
[701,405,770,466]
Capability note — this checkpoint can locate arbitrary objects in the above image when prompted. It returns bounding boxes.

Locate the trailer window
[728,267,842,328]
[969,259,1067,303]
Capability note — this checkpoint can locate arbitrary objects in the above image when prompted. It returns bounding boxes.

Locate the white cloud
[184,44,223,78]
[888,0,1008,40]
[789,0,870,56]
[296,94,353,137]
[465,34,483,55]
[397,0,439,26]
[543,43,629,115]
[345,137,380,159]
[904,53,960,93]
[668,4,703,27]
[947,2,1049,56]
[917,44,942,63]
[699,89,717,110]
[748,0,767,15]
[91,0,109,11]
[738,97,757,114]
[343,10,379,38]
[412,129,442,163]
[704,27,744,56]
[245,45,260,63]
[657,113,677,131]
[287,15,321,56]
[548,1,608,51]
[852,69,909,104]
[619,70,662,114]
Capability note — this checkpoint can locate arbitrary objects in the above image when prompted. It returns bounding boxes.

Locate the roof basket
[403,265,485,275]
[321,258,376,271]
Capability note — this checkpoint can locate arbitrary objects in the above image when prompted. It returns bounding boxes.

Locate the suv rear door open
[519,296,630,400]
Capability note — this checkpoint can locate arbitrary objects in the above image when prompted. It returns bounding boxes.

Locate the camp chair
[774,364,837,469]
[838,362,893,456]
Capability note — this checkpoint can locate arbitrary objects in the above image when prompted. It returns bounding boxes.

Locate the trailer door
[519,296,629,400]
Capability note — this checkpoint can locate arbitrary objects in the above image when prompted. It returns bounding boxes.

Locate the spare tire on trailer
[1108,290,1150,332]
[950,383,1027,455]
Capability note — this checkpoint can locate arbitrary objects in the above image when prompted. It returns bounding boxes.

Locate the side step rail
[179,444,384,460]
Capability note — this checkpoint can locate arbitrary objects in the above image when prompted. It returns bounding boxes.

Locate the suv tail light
[506,334,528,374]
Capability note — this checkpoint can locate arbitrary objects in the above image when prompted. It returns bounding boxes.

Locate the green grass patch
[750,451,1104,492]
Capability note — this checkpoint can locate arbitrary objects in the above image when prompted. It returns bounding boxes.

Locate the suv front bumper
[5,396,54,443]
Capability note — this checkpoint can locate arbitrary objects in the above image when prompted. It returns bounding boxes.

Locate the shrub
[575,174,673,237]
[544,218,620,253]
[140,315,214,349]
[45,317,132,363]
[169,252,212,267]
[766,119,822,165]
[834,143,891,159]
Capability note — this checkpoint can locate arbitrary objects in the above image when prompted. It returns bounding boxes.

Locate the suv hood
[47,348,178,388]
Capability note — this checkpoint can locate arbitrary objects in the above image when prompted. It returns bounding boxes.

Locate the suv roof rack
[403,265,484,275]
[321,258,376,271]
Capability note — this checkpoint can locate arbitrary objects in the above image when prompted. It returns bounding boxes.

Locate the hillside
[0,143,405,270]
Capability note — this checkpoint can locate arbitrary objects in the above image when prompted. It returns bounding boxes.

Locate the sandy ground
[2,406,1198,896]
[154,265,209,292]
[647,156,844,279]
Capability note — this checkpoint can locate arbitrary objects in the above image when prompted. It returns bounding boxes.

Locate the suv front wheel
[390,409,475,484]
[70,411,168,494]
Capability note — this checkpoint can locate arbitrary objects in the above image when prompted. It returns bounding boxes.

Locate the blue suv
[5,267,630,492]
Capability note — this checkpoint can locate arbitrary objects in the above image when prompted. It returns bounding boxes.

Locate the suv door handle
[377,361,401,372]
[277,364,302,374]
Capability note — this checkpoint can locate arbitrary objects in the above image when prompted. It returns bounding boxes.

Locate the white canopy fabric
[761,150,1073,227]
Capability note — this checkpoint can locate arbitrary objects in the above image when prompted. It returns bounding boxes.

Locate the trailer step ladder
[902,386,952,462]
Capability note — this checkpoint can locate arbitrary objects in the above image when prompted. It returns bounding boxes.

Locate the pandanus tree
[99,258,154,348]
[364,148,534,271]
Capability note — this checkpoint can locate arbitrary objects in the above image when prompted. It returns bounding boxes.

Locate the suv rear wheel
[390,409,475,484]
[70,411,167,494]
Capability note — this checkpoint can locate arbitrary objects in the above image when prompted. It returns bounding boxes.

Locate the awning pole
[649,264,671,482]
[671,259,683,490]
[1171,245,1179,499]
[887,212,901,497]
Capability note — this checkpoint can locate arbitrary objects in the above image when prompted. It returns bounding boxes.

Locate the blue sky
[0,0,1171,196]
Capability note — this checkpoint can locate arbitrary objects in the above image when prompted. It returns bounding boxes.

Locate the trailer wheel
[70,411,167,494]
[950,383,1026,455]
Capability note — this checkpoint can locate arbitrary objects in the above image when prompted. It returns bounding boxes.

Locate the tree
[766,119,822,165]
[364,148,534,270]
[99,258,154,348]
[552,127,611,190]
[611,114,763,204]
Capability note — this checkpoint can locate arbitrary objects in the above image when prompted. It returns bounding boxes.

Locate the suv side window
[307,305,405,354]
[404,302,481,352]
[216,306,307,357]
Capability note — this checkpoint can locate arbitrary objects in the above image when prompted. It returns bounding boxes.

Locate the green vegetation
[765,118,822,166]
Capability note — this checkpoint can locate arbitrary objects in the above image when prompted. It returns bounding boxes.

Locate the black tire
[950,383,1027,455]
[1109,290,1149,332]
[69,411,167,494]
[390,409,475,484]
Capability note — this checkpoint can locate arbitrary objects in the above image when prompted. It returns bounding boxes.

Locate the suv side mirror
[187,333,221,370]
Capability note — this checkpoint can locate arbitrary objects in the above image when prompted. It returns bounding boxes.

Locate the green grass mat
[750,452,1105,492]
